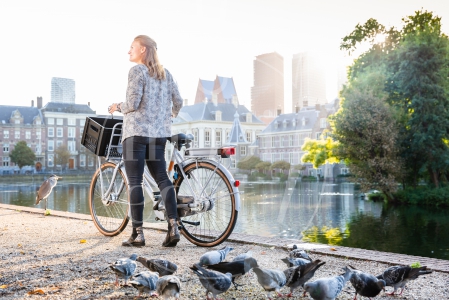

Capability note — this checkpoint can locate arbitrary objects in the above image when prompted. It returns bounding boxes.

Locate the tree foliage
[237,155,261,172]
[301,137,340,168]
[9,141,36,169]
[255,161,271,174]
[270,160,291,173]
[54,145,71,168]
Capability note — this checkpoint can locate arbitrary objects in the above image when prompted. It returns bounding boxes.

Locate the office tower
[292,52,327,112]
[251,52,284,123]
[51,77,75,103]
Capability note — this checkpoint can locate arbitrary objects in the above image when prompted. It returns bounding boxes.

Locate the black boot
[162,219,180,247]
[122,226,145,247]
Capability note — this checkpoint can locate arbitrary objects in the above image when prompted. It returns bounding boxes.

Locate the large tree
[9,141,36,169]
[54,145,71,169]
[237,155,261,174]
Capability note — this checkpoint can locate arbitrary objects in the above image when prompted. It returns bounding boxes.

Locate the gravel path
[0,208,448,299]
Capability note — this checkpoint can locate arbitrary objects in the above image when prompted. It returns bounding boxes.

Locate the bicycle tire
[89,162,129,236]
[174,161,238,247]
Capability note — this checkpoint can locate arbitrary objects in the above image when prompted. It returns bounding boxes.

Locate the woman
[109,35,183,247]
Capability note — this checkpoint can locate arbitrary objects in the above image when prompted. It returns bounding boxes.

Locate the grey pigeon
[284,259,326,296]
[232,250,253,262]
[289,245,312,261]
[156,275,181,300]
[129,271,159,297]
[346,265,385,299]
[253,266,287,299]
[137,256,178,276]
[303,266,352,300]
[281,257,311,268]
[376,265,433,296]
[109,253,137,287]
[190,263,233,300]
[205,257,259,289]
[199,246,233,266]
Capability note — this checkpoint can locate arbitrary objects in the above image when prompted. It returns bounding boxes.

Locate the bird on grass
[137,257,178,276]
[35,174,61,214]
[199,246,233,266]
[190,263,233,300]
[205,256,259,290]
[283,259,326,297]
[129,271,159,297]
[346,265,385,299]
[253,265,287,299]
[303,266,352,300]
[110,253,137,287]
[376,265,433,296]
[156,275,181,300]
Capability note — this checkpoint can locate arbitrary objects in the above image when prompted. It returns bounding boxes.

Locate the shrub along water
[393,186,449,207]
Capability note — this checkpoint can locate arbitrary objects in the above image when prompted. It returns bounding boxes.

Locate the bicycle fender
[180,159,240,212]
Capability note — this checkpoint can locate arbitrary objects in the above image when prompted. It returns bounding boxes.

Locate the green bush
[302,175,317,181]
[368,193,384,202]
[393,186,449,207]
[274,173,288,181]
[289,172,301,178]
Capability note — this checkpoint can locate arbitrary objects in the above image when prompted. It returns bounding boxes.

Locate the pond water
[1,177,448,259]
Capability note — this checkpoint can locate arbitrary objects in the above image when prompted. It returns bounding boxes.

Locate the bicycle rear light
[220,147,235,157]
[234,180,240,187]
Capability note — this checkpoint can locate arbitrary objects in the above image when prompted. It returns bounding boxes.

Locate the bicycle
[81,117,240,247]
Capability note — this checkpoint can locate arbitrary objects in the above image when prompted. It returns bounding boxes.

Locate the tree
[255,161,271,175]
[9,141,36,170]
[237,156,261,173]
[270,160,291,175]
[54,145,71,170]
[301,137,340,168]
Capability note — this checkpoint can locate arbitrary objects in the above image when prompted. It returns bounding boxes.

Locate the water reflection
[1,178,448,259]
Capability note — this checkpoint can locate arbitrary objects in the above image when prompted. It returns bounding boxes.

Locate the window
[240,146,247,156]
[79,119,85,127]
[320,118,327,128]
[68,141,76,152]
[289,152,294,164]
[35,118,41,125]
[68,118,76,126]
[246,113,252,123]
[48,140,54,151]
[57,118,63,125]
[246,131,252,143]
[35,145,41,154]
[48,127,54,137]
[274,121,278,129]
[231,159,236,169]
[36,131,41,140]
[47,118,54,125]
[15,131,20,139]
[80,127,84,136]
[2,156,10,167]
[271,153,276,163]
[26,131,31,139]
[56,140,63,148]
[48,154,54,167]
[88,156,94,167]
[15,119,20,124]
[80,154,86,167]
[215,111,222,121]
[341,168,349,175]
[68,127,75,138]
[289,135,294,147]
[316,132,321,139]
[57,127,63,137]
[3,130,9,139]
[193,130,198,148]
[225,129,230,143]
[204,130,210,147]
[271,136,276,148]
[3,144,9,152]
[215,130,221,146]
[301,117,306,126]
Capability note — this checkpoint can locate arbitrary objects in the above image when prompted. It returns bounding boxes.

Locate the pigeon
[199,246,233,266]
[137,257,178,276]
[109,253,138,287]
[232,250,253,262]
[190,263,233,300]
[346,265,385,299]
[205,256,259,289]
[376,265,433,295]
[303,266,352,300]
[281,257,311,268]
[156,275,181,300]
[289,245,312,261]
[129,271,159,297]
[283,259,326,297]
[253,266,287,299]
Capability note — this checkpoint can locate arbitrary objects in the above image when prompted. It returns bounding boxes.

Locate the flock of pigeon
[109,244,433,300]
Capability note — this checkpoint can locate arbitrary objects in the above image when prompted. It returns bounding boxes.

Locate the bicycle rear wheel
[174,161,238,247]
[89,162,129,236]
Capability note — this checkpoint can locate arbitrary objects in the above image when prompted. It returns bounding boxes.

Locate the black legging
[123,136,177,227]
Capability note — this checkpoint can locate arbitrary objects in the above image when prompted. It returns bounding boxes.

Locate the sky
[1,0,449,115]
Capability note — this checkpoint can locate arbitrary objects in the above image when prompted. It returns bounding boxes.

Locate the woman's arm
[120,66,145,114]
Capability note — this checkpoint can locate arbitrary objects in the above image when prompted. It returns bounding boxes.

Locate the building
[51,77,76,104]
[251,52,284,124]
[292,52,327,112]
[0,100,45,174]
[172,99,265,169]
[194,76,237,104]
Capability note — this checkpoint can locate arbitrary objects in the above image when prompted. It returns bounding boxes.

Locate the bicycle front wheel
[174,161,238,247]
[89,162,129,236]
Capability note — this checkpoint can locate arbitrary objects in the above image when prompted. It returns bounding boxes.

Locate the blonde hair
[134,35,166,80]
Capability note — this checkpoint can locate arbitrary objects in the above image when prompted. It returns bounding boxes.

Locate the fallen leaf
[28,289,45,295]
[260,251,266,255]
[0,285,8,289]
[49,286,60,291]
[80,239,87,244]
[17,243,22,248]
[330,247,337,251]
[20,251,25,255]
[44,210,51,216]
